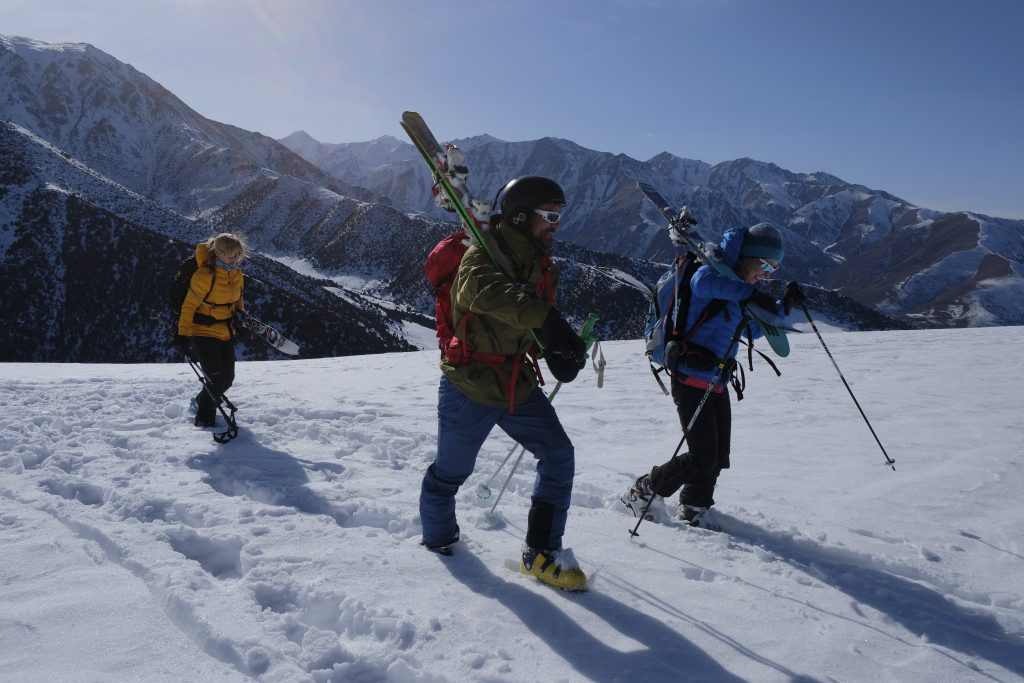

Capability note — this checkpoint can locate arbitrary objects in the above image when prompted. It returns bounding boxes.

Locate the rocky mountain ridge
[0,35,949,363]
[282,129,1024,329]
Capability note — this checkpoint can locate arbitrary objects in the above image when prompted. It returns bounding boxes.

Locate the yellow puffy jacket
[177,243,245,342]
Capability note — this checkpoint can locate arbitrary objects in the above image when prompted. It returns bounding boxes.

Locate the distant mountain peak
[281,130,321,145]
[2,34,89,52]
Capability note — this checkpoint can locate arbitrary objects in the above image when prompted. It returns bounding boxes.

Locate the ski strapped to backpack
[636,181,796,358]
[643,249,780,400]
[402,111,549,359]
[637,183,783,398]
[405,111,596,411]
[401,112,494,261]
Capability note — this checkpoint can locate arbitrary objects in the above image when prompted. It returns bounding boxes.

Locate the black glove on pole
[781,281,807,315]
[539,309,586,364]
[742,289,778,312]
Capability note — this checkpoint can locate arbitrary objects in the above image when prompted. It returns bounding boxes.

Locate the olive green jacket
[440,221,558,407]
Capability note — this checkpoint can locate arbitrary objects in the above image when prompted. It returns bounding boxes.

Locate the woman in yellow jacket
[176,232,248,427]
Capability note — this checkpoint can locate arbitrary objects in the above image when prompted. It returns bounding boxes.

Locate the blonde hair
[205,232,249,265]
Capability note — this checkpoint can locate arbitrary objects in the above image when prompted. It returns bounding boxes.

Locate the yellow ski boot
[520,547,588,592]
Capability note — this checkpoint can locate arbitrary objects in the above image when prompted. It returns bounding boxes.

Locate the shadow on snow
[435,549,820,683]
[188,431,351,526]
[681,512,1024,679]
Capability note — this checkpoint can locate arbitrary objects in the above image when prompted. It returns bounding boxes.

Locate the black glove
[538,309,586,367]
[545,353,583,383]
[742,289,778,313]
[174,335,192,355]
[781,281,807,315]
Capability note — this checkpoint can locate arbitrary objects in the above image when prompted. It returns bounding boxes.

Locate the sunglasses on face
[533,209,562,224]
[759,258,779,274]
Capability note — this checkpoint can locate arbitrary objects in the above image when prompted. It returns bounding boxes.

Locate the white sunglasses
[533,209,562,224]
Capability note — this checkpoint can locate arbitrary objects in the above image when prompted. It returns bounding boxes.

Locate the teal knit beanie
[739,222,784,261]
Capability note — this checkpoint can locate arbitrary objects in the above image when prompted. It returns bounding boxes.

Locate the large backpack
[424,231,472,361]
[169,255,214,316]
[643,252,728,393]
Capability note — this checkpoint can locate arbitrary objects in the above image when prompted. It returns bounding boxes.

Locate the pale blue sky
[3,0,1021,218]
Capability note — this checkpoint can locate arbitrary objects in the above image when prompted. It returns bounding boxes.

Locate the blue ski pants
[420,375,575,550]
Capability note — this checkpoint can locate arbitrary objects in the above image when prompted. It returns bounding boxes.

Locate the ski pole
[477,314,600,510]
[488,448,528,514]
[475,440,524,500]
[155,310,239,443]
[799,304,895,470]
[476,370,573,501]
[630,315,750,537]
[183,348,239,443]
[484,378,571,514]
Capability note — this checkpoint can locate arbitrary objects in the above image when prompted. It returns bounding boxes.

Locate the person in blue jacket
[623,222,806,526]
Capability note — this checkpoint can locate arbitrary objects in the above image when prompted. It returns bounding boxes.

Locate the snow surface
[2,327,1023,682]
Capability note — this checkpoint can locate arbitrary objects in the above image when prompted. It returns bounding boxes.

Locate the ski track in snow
[1,329,1023,682]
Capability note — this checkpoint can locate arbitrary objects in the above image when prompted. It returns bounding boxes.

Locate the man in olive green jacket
[420,176,590,591]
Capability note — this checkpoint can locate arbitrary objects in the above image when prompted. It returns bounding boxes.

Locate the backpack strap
[535,255,555,305]
[739,334,781,376]
[191,258,216,307]
[444,252,551,412]
[190,261,229,328]
[668,254,727,372]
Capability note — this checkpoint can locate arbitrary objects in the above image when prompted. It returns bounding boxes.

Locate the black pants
[192,336,236,423]
[648,381,732,508]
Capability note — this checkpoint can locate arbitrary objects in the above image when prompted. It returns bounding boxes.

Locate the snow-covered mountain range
[281,131,1024,330]
[3,34,1007,363]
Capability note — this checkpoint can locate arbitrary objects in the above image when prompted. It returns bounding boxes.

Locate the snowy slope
[1,328,1022,682]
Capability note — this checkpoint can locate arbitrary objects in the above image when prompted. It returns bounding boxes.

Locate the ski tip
[277,343,300,356]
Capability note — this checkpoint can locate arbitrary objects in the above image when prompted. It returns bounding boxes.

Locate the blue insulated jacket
[679,227,781,385]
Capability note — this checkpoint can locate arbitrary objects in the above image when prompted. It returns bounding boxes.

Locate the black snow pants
[648,380,732,508]
[192,336,236,424]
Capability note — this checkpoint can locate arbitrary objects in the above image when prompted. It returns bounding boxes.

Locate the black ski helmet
[499,176,566,227]
[489,179,515,228]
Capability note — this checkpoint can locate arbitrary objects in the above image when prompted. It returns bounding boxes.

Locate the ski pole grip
[579,313,600,351]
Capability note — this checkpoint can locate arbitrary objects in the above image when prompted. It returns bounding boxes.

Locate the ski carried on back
[235,310,300,356]
[636,181,794,357]
[403,110,562,358]
[401,111,501,262]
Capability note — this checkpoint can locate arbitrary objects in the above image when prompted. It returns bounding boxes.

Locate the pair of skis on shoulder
[401,110,602,364]
[401,111,492,251]
[402,110,792,358]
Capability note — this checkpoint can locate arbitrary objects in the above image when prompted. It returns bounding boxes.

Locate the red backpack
[424,231,472,363]
[425,230,559,411]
